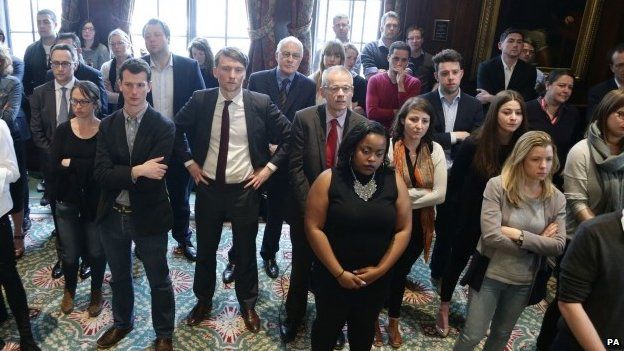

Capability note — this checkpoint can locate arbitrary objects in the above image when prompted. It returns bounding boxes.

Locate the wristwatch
[515,231,524,246]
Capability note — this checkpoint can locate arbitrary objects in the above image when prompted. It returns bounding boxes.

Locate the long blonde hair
[501,131,559,206]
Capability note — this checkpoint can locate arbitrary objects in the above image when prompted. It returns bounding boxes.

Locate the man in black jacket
[586,43,624,120]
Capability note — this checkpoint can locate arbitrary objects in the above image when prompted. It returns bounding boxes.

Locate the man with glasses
[283,65,367,345]
[361,11,401,79]
[221,36,315,284]
[366,41,421,130]
[312,14,361,75]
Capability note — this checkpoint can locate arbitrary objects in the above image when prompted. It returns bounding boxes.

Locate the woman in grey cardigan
[454,131,566,351]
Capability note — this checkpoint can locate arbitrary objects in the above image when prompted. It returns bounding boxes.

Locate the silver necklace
[351,168,377,201]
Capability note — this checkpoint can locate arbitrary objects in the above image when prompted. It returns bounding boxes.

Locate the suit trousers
[284,214,314,324]
[98,210,175,337]
[194,182,260,311]
[165,157,192,246]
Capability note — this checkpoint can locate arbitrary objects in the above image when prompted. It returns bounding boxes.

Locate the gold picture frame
[471,0,604,80]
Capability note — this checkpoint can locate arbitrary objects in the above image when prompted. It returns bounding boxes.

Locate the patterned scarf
[393,139,436,262]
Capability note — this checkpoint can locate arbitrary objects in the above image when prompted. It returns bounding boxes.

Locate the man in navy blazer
[221,36,315,282]
[173,47,290,333]
[139,18,206,261]
[476,28,537,104]
[586,43,624,120]
[421,49,484,285]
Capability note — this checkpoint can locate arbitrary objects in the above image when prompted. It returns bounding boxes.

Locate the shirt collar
[325,106,347,127]
[276,69,296,85]
[150,53,173,69]
[438,88,461,104]
[616,77,622,89]
[377,38,388,48]
[122,104,148,123]
[54,77,76,91]
[217,87,244,106]
[501,56,516,71]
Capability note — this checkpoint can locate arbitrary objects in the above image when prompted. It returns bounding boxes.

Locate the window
[5,0,63,59]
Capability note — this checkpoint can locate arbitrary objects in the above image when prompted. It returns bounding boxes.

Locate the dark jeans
[98,210,174,337]
[38,149,61,260]
[0,215,34,341]
[284,214,314,325]
[165,157,193,246]
[194,182,260,311]
[387,211,424,318]
[311,267,389,351]
[440,228,481,302]
[55,201,105,293]
[429,201,452,280]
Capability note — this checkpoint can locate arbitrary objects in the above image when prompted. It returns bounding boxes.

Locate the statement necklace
[351,168,377,201]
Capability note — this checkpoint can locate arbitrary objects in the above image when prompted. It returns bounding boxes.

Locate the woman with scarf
[100,28,133,112]
[375,97,446,347]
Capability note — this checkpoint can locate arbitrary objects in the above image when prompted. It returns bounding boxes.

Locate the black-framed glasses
[69,98,93,106]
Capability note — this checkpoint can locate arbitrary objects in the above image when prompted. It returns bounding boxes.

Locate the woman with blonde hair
[454,131,566,350]
[310,41,345,104]
[100,28,133,112]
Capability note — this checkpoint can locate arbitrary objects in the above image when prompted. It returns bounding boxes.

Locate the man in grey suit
[280,65,367,344]
[222,36,316,282]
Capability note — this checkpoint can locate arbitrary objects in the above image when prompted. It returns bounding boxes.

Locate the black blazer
[289,105,367,212]
[247,68,316,122]
[23,40,49,96]
[586,78,619,120]
[173,88,291,171]
[477,55,537,102]
[93,106,175,235]
[422,90,484,157]
[30,80,73,150]
[46,63,109,115]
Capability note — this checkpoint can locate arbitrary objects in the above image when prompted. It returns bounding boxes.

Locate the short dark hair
[432,49,463,71]
[79,20,101,49]
[37,9,57,23]
[499,28,524,43]
[188,37,215,71]
[50,43,78,63]
[336,120,389,174]
[592,89,624,143]
[142,18,170,40]
[388,41,411,57]
[320,40,346,71]
[55,32,81,49]
[607,43,624,65]
[71,80,101,115]
[118,58,151,82]
[405,25,424,37]
[214,47,249,69]
[391,97,436,150]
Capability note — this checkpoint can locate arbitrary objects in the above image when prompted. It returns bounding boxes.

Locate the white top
[100,59,119,104]
[151,54,174,118]
[54,77,75,123]
[0,120,19,217]
[202,89,254,183]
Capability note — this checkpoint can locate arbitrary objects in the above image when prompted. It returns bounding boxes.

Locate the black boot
[15,307,41,351]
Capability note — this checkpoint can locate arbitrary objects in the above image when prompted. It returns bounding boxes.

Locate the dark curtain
[246,0,278,75]
[60,0,134,48]
[288,0,314,75]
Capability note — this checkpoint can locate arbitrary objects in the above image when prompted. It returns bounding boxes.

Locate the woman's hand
[540,223,558,237]
[501,226,521,240]
[354,266,384,285]
[337,271,367,289]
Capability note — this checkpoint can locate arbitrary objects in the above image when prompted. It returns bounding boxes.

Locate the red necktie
[325,119,338,169]
[215,100,232,184]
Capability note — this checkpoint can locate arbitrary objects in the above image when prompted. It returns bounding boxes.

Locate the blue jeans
[98,210,175,337]
[56,201,105,294]
[454,277,531,351]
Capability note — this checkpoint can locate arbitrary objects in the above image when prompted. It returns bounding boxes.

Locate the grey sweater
[478,176,566,285]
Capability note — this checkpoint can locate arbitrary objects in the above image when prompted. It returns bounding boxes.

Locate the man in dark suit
[280,65,367,344]
[586,43,624,120]
[421,49,484,286]
[93,58,175,351]
[23,9,57,97]
[222,36,315,282]
[30,43,78,280]
[476,28,537,104]
[139,18,206,261]
[174,47,290,333]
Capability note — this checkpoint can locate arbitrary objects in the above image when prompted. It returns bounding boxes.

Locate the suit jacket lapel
[267,68,280,103]
[113,111,131,164]
[431,94,445,132]
[315,105,327,168]
[281,72,299,114]
[142,55,154,106]
[131,107,155,162]
[243,91,256,152]
[494,57,505,91]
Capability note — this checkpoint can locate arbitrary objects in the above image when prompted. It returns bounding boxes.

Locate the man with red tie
[172,47,291,333]
[282,65,367,344]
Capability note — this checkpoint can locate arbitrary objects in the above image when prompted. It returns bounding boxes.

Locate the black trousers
[284,213,314,325]
[193,182,260,310]
[440,228,481,302]
[311,267,389,351]
[429,201,452,280]
[165,157,193,246]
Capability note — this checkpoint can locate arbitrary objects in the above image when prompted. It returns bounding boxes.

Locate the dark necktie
[278,78,290,109]
[325,119,338,169]
[215,100,233,184]
[58,87,68,125]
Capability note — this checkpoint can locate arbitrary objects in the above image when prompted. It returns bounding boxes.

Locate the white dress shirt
[151,54,174,118]
[501,56,516,89]
[54,77,75,123]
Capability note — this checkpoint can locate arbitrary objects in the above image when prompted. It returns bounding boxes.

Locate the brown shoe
[88,289,103,317]
[60,289,74,314]
[96,326,133,349]
[154,337,173,351]
[387,317,402,348]
[186,301,212,326]
[373,319,383,347]
[242,308,261,333]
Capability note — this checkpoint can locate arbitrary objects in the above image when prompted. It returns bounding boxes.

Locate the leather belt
[112,203,132,214]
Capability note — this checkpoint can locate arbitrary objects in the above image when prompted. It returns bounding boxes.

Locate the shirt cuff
[450,133,457,144]
[266,162,277,172]
[184,160,195,168]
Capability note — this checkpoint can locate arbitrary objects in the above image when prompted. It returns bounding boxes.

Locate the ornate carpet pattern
[1,202,548,350]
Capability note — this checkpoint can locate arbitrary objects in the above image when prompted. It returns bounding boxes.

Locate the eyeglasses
[110,41,127,47]
[69,98,93,106]
[613,110,624,120]
[50,61,74,69]
[280,51,302,59]
[323,85,353,93]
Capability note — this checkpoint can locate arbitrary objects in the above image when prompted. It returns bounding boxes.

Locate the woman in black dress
[306,121,412,350]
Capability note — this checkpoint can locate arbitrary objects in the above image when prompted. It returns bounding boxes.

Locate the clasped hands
[336,266,383,290]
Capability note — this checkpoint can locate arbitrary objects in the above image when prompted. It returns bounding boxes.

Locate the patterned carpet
[0,192,549,350]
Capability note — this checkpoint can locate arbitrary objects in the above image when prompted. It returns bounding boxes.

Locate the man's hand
[476,89,494,104]
[61,158,71,167]
[244,166,273,190]
[452,131,470,141]
[133,156,167,180]
[186,161,210,185]
[396,67,407,92]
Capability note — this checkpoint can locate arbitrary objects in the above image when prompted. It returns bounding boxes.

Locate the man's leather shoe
[154,337,173,351]
[79,261,91,280]
[263,259,279,279]
[97,326,133,349]
[222,262,235,284]
[186,301,212,326]
[334,331,346,350]
[242,308,261,333]
[51,260,63,279]
[279,319,298,343]
[176,244,197,261]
